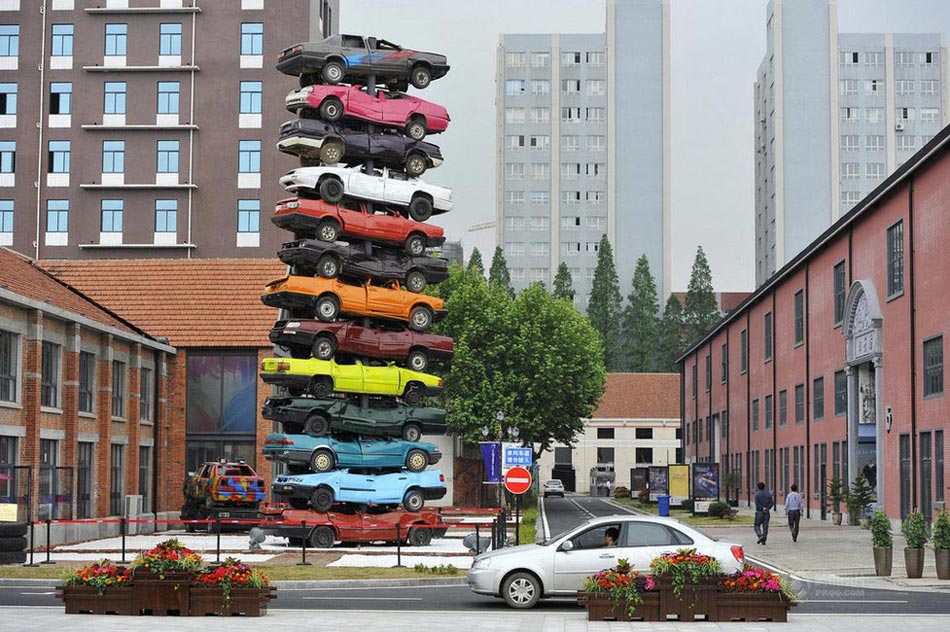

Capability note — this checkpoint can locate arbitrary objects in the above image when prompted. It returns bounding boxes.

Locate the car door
[371,39,405,78]
[380,91,413,127]
[339,34,368,74]
[552,522,623,591]
[348,85,383,120]
[363,361,401,395]
[331,359,365,392]
[329,510,362,543]
[619,521,690,570]
[353,167,386,203]
[336,199,367,235]
[382,168,413,206]
[358,436,402,468]
[358,509,393,542]
[337,470,377,504]
[375,322,411,360]
[330,436,363,468]
[364,207,407,243]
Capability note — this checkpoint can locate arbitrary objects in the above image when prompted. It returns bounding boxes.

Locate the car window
[622,522,686,547]
[341,35,363,48]
[669,527,695,546]
[377,39,400,51]
[340,199,362,213]
[570,524,620,550]
[388,171,408,181]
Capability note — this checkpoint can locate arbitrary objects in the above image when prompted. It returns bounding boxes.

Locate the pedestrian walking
[605,480,612,497]
[753,481,774,545]
[785,483,803,543]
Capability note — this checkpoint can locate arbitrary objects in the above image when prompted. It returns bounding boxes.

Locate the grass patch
[612,497,754,526]
[517,503,538,545]
[0,564,457,581]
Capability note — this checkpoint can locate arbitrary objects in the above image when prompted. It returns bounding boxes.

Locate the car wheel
[409,196,433,222]
[310,376,333,399]
[405,119,426,141]
[310,525,335,549]
[405,270,427,293]
[319,177,344,203]
[312,334,337,360]
[403,489,425,512]
[288,498,309,510]
[502,572,541,609]
[405,153,427,176]
[319,97,343,122]
[315,295,339,321]
[402,382,423,406]
[401,422,422,442]
[405,448,428,472]
[410,65,432,89]
[405,234,425,256]
[317,254,340,278]
[408,305,433,331]
[311,486,334,512]
[320,140,345,165]
[406,350,428,373]
[318,220,340,242]
[407,526,432,547]
[310,448,335,472]
[305,414,330,436]
[322,60,345,84]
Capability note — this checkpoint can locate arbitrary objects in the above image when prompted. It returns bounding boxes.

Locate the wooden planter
[716,591,792,622]
[577,590,660,621]
[189,587,277,616]
[132,569,192,616]
[655,576,719,621]
[579,586,794,623]
[56,586,134,615]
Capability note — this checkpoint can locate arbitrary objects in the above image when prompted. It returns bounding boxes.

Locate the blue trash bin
[657,494,671,517]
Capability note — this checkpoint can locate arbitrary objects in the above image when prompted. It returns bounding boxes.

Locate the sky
[340,0,950,292]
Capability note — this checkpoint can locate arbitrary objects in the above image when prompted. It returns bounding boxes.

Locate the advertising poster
[630,467,649,492]
[668,464,690,503]
[648,466,668,500]
[693,463,720,500]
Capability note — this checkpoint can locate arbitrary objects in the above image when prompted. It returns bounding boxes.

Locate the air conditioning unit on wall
[895,123,905,132]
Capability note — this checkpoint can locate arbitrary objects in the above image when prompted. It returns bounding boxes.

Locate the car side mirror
[559,540,574,552]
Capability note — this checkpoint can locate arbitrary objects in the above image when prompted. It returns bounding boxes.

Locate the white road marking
[302,596,423,601]
[20,592,55,596]
[805,599,908,604]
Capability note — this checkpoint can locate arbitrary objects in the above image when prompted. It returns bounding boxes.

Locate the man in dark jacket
[754,481,775,545]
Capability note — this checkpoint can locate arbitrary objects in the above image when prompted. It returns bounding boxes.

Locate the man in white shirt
[785,483,804,543]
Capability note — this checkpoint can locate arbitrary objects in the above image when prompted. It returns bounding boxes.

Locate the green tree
[488,246,515,297]
[684,246,719,345]
[467,247,485,278]
[657,293,686,372]
[621,254,660,372]
[587,234,623,371]
[552,262,575,301]
[430,262,484,341]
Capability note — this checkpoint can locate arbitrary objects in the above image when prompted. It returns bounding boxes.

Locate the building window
[504,52,525,68]
[865,135,884,152]
[779,390,787,426]
[112,360,125,418]
[186,352,258,434]
[839,79,858,95]
[505,135,525,151]
[46,200,68,232]
[705,354,711,391]
[834,261,846,326]
[41,341,60,408]
[839,51,859,65]
[102,140,125,173]
[240,81,262,114]
[866,163,885,179]
[795,384,805,424]
[528,162,549,178]
[920,80,938,95]
[691,364,697,399]
[156,140,179,172]
[585,79,604,96]
[865,79,883,94]
[78,351,95,413]
[76,442,93,519]
[794,290,804,345]
[560,79,580,93]
[100,199,123,233]
[504,107,525,124]
[813,376,824,420]
[505,242,524,257]
[635,447,653,464]
[560,51,580,66]
[38,439,59,520]
[529,107,549,124]
[237,199,260,233]
[530,52,549,68]
[50,82,71,115]
[896,135,917,152]
[921,108,940,124]
[505,79,525,95]
[636,428,653,440]
[597,447,614,465]
[586,51,605,66]
[50,24,73,56]
[0,330,16,402]
[104,82,126,114]
[529,191,549,205]
[155,199,177,232]
[721,343,728,383]
[240,22,263,55]
[764,312,772,362]
[0,199,9,233]
[0,83,16,114]
[840,135,860,151]
[841,191,861,210]
[0,25,18,58]
[764,394,773,429]
[887,220,904,297]
[104,24,127,57]
[865,107,884,124]
[937,430,945,504]
[159,23,182,55]
[157,81,180,114]
[834,370,847,416]
[139,446,152,513]
[740,329,748,373]
[752,399,759,432]
[841,162,860,179]
[597,427,614,440]
[924,336,944,398]
[109,444,124,516]
[0,141,13,173]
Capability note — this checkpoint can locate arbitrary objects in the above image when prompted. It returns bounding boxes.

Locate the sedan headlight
[472,557,492,570]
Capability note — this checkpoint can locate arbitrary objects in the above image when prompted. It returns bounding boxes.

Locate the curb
[0,576,470,589]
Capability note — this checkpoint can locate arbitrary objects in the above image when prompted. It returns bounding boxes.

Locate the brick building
[680,125,950,522]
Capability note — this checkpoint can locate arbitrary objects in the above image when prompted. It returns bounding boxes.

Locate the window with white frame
[506,135,525,150]
[840,162,860,179]
[504,191,525,205]
[530,80,549,95]
[923,51,937,64]
[156,140,179,173]
[528,268,546,282]
[529,241,548,256]
[586,51,604,66]
[237,199,260,232]
[841,191,861,208]
[140,368,153,421]
[157,81,180,114]
[866,163,885,179]
[864,50,883,67]
[0,330,19,403]
[0,141,13,173]
[528,163,549,179]
[48,141,69,173]
[530,52,549,68]
[586,80,604,96]
[561,241,581,255]
[840,107,859,123]
[505,79,525,95]
[0,200,10,235]
[111,360,125,418]
[560,191,580,205]
[510,267,525,281]
[505,52,525,68]
[529,216,548,231]
[529,191,549,205]
[840,135,860,151]
[898,107,915,122]
[560,163,580,179]
[896,80,915,96]
[0,25,18,58]
[240,81,262,113]
[920,80,938,95]
[504,163,525,179]
[529,107,549,123]
[505,241,525,257]
[50,83,71,115]
[561,135,579,152]
[155,199,177,232]
[240,22,263,55]
[865,135,884,151]
[529,135,549,151]
[586,163,605,179]
[585,241,599,254]
[0,83,14,114]
[560,51,580,66]
[100,199,123,233]
[865,107,883,124]
[561,216,580,230]
[51,24,73,57]
[896,135,916,152]
[560,79,580,93]
[46,200,68,232]
[238,140,261,172]
[586,107,605,123]
[895,51,916,66]
[505,107,525,124]
[104,24,127,56]
[587,135,606,151]
[159,23,182,56]
[838,51,858,65]
[561,107,581,123]
[41,341,60,408]
[587,216,606,231]
[505,216,524,230]
[864,79,883,94]
[586,191,606,204]
[102,140,125,173]
[922,135,935,145]
[104,82,126,114]
[920,108,939,123]
[586,267,596,280]
[839,79,859,96]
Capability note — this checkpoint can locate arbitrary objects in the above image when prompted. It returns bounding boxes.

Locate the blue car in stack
[272,468,446,512]
[263,433,441,473]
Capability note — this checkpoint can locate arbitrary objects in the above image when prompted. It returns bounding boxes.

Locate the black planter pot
[873,547,892,577]
[904,547,924,579]
[936,549,950,580]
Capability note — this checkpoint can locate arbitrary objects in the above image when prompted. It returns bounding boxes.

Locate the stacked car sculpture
[261,34,453,519]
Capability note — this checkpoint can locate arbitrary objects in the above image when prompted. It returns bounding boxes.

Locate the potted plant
[578,558,658,621]
[57,560,134,615]
[870,510,893,576]
[827,476,845,526]
[847,475,873,528]
[933,511,950,580]
[722,471,740,507]
[718,564,796,622]
[901,511,928,579]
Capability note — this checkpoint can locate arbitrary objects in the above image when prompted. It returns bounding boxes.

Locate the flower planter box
[190,587,277,616]
[56,586,134,615]
[716,591,792,622]
[655,576,719,621]
[132,570,192,616]
[577,590,660,621]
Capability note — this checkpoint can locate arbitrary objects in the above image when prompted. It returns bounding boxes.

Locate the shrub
[613,485,631,499]
[638,488,650,503]
[933,511,950,551]
[679,498,694,512]
[708,501,730,518]
[847,475,873,525]
[649,548,722,598]
[902,511,929,549]
[871,510,892,549]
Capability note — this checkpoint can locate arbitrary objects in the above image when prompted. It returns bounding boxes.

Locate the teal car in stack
[264,433,441,473]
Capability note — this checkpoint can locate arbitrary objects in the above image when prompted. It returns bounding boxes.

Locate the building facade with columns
[682,124,950,523]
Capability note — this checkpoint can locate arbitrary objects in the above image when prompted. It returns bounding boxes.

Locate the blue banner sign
[480,442,500,483]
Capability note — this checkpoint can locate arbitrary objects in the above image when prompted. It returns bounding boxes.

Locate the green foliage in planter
[871,510,892,549]
[648,548,722,599]
[847,475,874,525]
[932,511,950,551]
[902,511,929,549]
[827,476,846,513]
[708,501,731,518]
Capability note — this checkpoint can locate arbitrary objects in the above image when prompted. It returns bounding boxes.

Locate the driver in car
[604,526,620,547]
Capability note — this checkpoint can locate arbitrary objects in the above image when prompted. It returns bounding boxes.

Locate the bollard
[474,524,481,555]
[296,520,311,566]
[23,519,38,567]
[119,517,128,563]
[394,523,403,568]
[41,519,55,564]
[215,517,222,563]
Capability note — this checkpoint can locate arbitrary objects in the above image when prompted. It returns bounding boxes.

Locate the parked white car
[467,515,744,609]
[279,165,453,222]
[542,479,565,498]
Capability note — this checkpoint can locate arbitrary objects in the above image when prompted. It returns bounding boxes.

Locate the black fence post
[41,519,55,564]
[394,523,403,568]
[296,520,311,566]
[474,523,480,555]
[515,495,521,546]
[23,519,38,567]
[119,517,128,563]
[215,517,222,563]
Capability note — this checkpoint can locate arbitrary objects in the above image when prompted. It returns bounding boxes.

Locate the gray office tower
[496,0,670,310]
[754,0,949,286]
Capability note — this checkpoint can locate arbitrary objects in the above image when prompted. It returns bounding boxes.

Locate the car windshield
[545,480,562,487]
[542,518,593,546]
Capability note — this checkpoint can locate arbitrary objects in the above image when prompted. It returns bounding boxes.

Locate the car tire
[312,334,337,360]
[406,349,428,372]
[401,271,427,295]
[405,448,428,472]
[402,382,423,406]
[401,422,422,442]
[309,376,333,399]
[405,153,427,177]
[0,537,27,552]
[310,525,335,549]
[0,551,26,565]
[402,489,425,512]
[322,60,345,84]
[319,97,344,122]
[305,414,330,436]
[405,119,427,141]
[405,234,425,256]
[318,220,340,243]
[317,254,340,278]
[407,526,432,547]
[319,177,345,204]
[315,294,340,321]
[311,486,334,512]
[410,65,432,89]
[320,140,345,165]
[502,572,541,609]
[0,522,27,538]
[408,305,433,331]
[310,448,335,473]
[409,196,433,222]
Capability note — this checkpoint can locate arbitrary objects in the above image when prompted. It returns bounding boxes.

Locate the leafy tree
[488,246,515,297]
[552,262,575,301]
[657,293,686,372]
[430,262,484,341]
[684,246,719,345]
[621,254,660,372]
[587,234,623,371]
[467,247,485,278]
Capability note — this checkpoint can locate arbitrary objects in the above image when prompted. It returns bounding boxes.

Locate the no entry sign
[504,466,532,495]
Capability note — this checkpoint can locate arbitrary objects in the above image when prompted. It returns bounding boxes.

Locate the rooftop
[593,373,680,420]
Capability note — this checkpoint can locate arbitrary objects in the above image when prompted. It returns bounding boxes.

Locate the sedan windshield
[542,518,592,545]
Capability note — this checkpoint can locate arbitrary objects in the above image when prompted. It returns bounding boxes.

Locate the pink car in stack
[287,84,451,141]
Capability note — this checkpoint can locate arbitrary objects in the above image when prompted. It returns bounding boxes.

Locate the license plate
[218,512,231,518]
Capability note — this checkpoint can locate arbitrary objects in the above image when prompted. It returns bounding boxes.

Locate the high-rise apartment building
[496,0,670,310]
[754,0,948,285]
[0,0,338,261]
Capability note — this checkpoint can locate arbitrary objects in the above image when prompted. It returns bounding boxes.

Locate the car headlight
[472,557,492,570]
